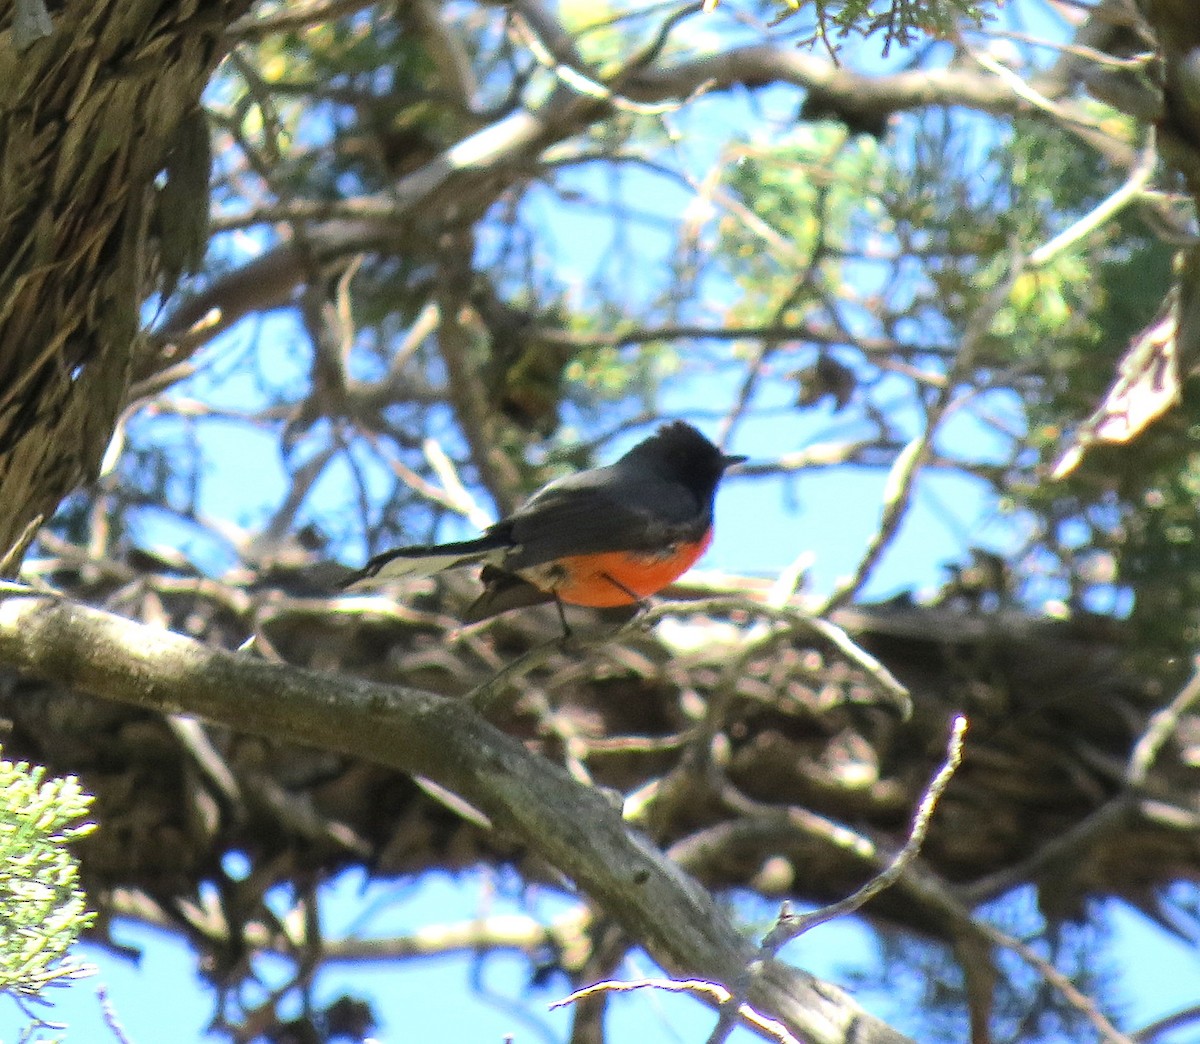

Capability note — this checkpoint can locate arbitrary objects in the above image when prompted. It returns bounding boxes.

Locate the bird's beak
[723,454,748,469]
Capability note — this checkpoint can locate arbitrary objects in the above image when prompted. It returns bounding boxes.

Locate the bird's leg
[599,572,649,616]
[553,593,573,645]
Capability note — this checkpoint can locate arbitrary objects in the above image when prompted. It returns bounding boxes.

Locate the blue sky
[12,874,1200,1042]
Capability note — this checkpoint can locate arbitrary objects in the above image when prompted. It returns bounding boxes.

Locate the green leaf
[0,750,95,1026]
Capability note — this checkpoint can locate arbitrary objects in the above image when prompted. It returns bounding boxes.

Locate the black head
[618,421,746,498]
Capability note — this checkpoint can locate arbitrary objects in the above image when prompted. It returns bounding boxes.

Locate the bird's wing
[503,467,706,570]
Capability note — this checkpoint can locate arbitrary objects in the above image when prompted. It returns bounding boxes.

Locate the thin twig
[467,637,564,712]
[511,4,710,116]
[550,978,802,1044]
[1127,656,1200,788]
[718,159,839,450]
[360,429,488,521]
[97,985,137,1044]
[819,253,1024,615]
[639,595,911,716]
[970,919,1135,1044]
[434,243,525,515]
[762,714,968,951]
[1132,1003,1200,1043]
[703,715,968,1044]
[423,436,495,530]
[1031,133,1158,267]
[965,25,1157,70]
[967,43,1107,131]
[958,795,1133,905]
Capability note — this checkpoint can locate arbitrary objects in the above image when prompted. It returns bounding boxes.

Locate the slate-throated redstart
[345,421,745,623]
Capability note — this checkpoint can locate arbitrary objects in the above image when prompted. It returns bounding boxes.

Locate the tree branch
[143,24,1127,388]
[0,588,913,1044]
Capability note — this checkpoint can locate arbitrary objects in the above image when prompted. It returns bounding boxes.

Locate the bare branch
[700,714,967,1044]
[0,587,914,1044]
[97,985,136,1044]
[551,977,802,1044]
[968,918,1135,1044]
[764,714,968,951]
[1133,1003,1200,1043]
[625,46,1129,163]
[145,20,1131,388]
[640,596,912,716]
[819,253,1025,614]
[1127,656,1200,788]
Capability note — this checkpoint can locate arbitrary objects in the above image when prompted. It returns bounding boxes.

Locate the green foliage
[772,0,995,51]
[0,752,95,1020]
[719,124,883,323]
[978,114,1188,634]
[1089,400,1200,661]
[714,83,1200,661]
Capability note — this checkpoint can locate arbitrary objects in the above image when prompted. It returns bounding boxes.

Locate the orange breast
[530,531,713,608]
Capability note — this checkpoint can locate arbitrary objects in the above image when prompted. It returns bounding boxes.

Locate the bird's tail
[343,534,508,590]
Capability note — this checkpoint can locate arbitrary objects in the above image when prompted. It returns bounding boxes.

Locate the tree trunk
[0,0,249,569]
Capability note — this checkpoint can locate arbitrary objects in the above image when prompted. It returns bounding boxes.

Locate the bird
[345,421,746,625]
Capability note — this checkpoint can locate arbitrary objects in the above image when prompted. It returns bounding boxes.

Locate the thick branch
[0,590,912,1044]
[626,45,1014,113]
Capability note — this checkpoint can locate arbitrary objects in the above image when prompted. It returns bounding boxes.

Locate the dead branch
[0,587,913,1044]
[551,977,802,1044]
